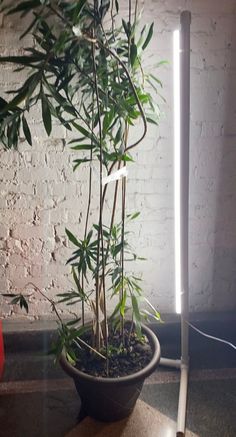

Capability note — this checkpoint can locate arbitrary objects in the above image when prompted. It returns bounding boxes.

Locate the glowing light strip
[173,29,181,314]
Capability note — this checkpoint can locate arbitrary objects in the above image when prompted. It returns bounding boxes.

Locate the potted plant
[0,0,163,422]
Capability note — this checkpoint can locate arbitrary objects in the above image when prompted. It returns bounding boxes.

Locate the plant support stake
[159,10,191,437]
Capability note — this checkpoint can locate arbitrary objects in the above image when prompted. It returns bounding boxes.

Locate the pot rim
[60,323,161,385]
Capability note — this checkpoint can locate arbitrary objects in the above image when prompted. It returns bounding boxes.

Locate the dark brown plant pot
[60,323,161,422]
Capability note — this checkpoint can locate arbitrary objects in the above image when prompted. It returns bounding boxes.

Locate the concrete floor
[66,399,199,437]
[1,318,236,437]
[0,361,236,436]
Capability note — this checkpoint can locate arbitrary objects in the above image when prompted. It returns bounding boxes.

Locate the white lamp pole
[160,10,191,437]
[177,12,191,437]
[179,9,191,364]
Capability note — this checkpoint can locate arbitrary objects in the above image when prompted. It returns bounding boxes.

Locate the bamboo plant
[0,0,163,370]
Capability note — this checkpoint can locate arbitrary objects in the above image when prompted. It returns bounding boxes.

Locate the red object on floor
[0,320,4,379]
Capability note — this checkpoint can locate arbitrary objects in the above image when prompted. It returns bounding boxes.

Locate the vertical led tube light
[174,10,191,322]
[173,29,181,314]
[179,11,191,368]
[176,11,191,436]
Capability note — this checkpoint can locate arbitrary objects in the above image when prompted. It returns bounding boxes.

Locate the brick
[0,225,8,239]
[11,225,53,240]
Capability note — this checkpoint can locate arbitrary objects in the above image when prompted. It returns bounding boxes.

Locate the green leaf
[72,122,97,143]
[86,230,93,243]
[115,0,119,13]
[57,292,81,305]
[63,104,77,117]
[5,87,29,110]
[93,224,110,239]
[22,115,32,146]
[110,300,122,320]
[66,251,81,265]
[7,1,41,16]
[146,116,159,125]
[1,293,17,298]
[66,318,81,327]
[20,295,29,313]
[122,19,130,38]
[2,72,39,114]
[120,290,127,317]
[127,211,140,220]
[144,298,162,322]
[65,229,80,247]
[130,42,137,67]
[8,294,28,313]
[103,108,114,134]
[73,158,91,171]
[66,352,76,366]
[10,296,21,305]
[0,55,41,65]
[111,267,122,283]
[121,154,134,162]
[72,266,80,285]
[113,242,123,257]
[41,92,52,136]
[70,144,94,151]
[156,60,169,67]
[20,15,38,40]
[68,138,87,144]
[0,96,8,112]
[72,0,87,18]
[142,23,154,51]
[149,74,163,88]
[102,151,118,162]
[131,295,142,336]
[114,124,123,146]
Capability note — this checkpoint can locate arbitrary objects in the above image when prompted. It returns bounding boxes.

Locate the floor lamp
[159,11,191,437]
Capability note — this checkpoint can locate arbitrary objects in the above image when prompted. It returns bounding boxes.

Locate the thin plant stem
[81,99,94,327]
[91,36,109,368]
[105,160,121,261]
[128,315,134,345]
[23,282,107,360]
[110,162,121,232]
[91,40,101,352]
[120,123,129,340]
[120,172,126,341]
[97,161,121,310]
[84,156,93,238]
[110,0,115,41]
[84,93,94,238]
[128,0,132,67]
[119,0,132,338]
[81,274,85,326]
[134,0,138,24]
[23,282,63,324]
[73,338,106,360]
[48,4,69,26]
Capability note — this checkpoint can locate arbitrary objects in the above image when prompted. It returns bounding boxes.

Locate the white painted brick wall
[0,0,236,319]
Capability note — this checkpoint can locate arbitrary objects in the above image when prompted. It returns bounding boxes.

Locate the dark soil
[74,327,153,378]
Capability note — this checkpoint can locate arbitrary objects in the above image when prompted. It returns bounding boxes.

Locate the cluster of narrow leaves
[0,0,163,360]
[2,293,29,313]
[63,214,161,339]
[0,0,162,151]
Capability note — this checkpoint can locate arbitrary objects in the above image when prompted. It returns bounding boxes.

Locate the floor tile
[65,399,198,437]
